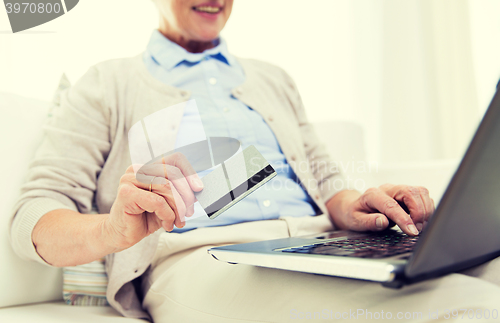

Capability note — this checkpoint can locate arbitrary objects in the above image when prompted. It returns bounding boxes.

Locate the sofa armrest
[0,93,64,308]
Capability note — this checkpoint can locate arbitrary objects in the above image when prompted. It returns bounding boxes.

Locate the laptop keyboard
[280,231,419,259]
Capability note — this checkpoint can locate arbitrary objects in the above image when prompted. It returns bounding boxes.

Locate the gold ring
[149,176,157,192]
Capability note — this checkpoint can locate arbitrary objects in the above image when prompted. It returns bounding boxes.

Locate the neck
[183,38,220,53]
[159,30,219,53]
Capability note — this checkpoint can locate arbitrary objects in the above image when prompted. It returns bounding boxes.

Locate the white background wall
[1,0,499,163]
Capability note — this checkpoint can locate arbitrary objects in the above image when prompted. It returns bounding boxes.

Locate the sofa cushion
[0,92,63,308]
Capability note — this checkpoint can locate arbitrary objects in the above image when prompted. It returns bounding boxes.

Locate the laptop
[208,81,500,288]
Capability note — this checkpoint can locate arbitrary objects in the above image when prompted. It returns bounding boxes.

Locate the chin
[196,31,221,42]
[192,23,223,40]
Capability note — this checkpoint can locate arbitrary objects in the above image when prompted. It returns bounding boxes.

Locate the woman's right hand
[105,153,204,252]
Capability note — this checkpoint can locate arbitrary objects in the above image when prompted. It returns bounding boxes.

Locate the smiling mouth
[192,5,222,14]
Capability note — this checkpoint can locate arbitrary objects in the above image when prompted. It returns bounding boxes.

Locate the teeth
[194,6,221,13]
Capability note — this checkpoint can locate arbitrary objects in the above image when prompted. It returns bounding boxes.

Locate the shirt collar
[146,29,235,71]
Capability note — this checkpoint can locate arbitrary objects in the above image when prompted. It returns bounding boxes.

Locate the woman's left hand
[327,184,435,236]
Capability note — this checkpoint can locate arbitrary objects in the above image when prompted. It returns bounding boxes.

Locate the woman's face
[156,0,233,43]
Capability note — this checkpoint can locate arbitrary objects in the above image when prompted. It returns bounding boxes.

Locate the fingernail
[407,224,419,235]
[415,222,423,232]
[376,217,384,229]
[194,178,203,189]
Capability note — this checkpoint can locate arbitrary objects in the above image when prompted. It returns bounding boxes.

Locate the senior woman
[10,0,499,322]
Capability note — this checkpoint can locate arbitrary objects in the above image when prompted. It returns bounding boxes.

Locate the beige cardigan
[10,54,344,319]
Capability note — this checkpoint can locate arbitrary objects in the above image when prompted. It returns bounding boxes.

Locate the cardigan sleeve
[9,66,112,265]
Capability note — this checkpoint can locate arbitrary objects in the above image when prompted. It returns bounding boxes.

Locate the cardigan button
[290,155,296,161]
[315,194,320,200]
[268,116,274,122]
[235,87,243,95]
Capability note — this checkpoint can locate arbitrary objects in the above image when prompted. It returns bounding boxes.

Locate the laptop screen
[406,83,500,280]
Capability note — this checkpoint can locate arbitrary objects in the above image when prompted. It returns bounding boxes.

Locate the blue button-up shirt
[143,30,316,231]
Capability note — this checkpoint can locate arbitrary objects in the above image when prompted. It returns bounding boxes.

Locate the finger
[167,169,195,218]
[139,154,201,190]
[162,152,204,191]
[152,179,186,229]
[119,172,140,186]
[117,184,175,232]
[423,198,433,230]
[419,186,434,218]
[422,199,436,229]
[125,173,189,229]
[136,163,170,184]
[388,185,427,229]
[139,165,196,215]
[170,183,187,227]
[134,170,195,219]
[415,187,433,231]
[129,189,175,226]
[126,164,147,175]
[121,166,191,229]
[407,191,426,232]
[186,200,195,218]
[361,188,419,236]
[348,212,390,232]
[145,211,164,233]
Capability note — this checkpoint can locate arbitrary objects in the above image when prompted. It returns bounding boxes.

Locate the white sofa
[0,92,458,321]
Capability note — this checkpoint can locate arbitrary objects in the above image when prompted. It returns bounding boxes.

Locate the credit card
[194,145,277,219]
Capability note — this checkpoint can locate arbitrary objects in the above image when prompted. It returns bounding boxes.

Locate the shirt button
[180,91,189,98]
[209,77,217,85]
[204,56,210,61]
[263,200,271,207]
[223,107,229,113]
